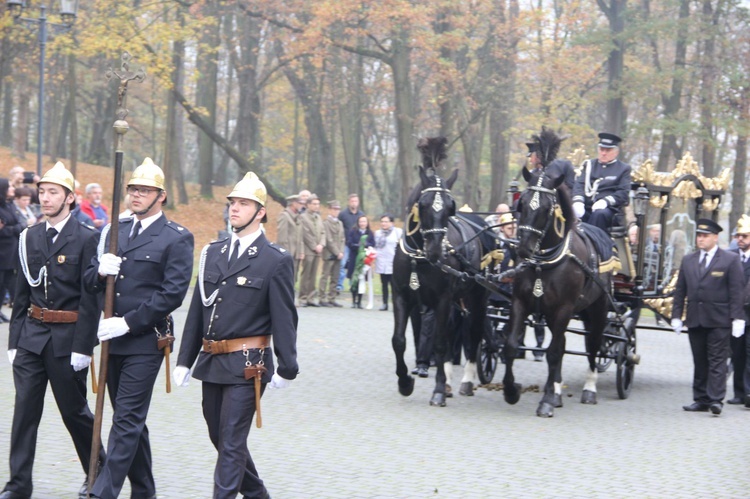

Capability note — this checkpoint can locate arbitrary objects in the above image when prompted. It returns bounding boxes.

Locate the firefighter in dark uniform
[671,219,745,415]
[572,132,632,231]
[85,158,194,499]
[1,163,103,499]
[728,215,750,405]
[173,172,298,499]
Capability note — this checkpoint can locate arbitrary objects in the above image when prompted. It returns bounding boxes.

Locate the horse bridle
[517,175,565,258]
[418,181,452,236]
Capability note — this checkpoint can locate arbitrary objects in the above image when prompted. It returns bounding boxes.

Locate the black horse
[391,137,490,406]
[503,129,612,417]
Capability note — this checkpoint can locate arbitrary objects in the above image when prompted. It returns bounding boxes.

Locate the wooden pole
[88,52,145,492]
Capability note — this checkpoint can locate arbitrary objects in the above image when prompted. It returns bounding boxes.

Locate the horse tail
[417,136,449,172]
[533,127,563,168]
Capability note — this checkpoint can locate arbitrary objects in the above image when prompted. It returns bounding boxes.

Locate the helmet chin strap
[47,189,73,219]
[133,190,163,216]
[232,206,260,234]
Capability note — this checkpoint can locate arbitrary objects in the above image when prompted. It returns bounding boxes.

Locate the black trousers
[731,330,747,399]
[688,326,731,404]
[91,353,162,499]
[3,343,102,497]
[202,381,268,499]
[582,207,616,232]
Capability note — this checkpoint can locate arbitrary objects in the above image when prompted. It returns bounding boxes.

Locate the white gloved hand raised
[732,319,746,338]
[573,202,585,219]
[269,372,291,389]
[671,318,683,335]
[98,253,122,277]
[7,349,16,365]
[172,366,191,387]
[70,352,92,372]
[591,199,608,212]
[97,317,130,342]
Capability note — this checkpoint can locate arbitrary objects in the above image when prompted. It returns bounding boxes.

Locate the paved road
[0,294,748,498]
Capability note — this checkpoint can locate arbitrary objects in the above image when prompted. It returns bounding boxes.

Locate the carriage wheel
[477,335,498,385]
[616,318,637,399]
[596,327,617,373]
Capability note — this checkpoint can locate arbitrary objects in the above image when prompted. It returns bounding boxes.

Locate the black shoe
[726,397,744,405]
[356,303,363,309]
[329,301,343,308]
[379,304,388,311]
[682,402,709,412]
[416,365,429,378]
[745,395,750,408]
[0,491,29,499]
[709,402,723,415]
[306,302,319,307]
[78,478,89,499]
[318,302,330,307]
[411,366,419,375]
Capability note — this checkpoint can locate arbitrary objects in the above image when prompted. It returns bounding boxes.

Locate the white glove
[172,366,191,387]
[7,349,17,365]
[732,319,746,338]
[573,202,585,219]
[70,352,92,372]
[98,253,122,277]
[269,372,291,389]
[591,199,608,212]
[671,318,683,335]
[97,317,130,341]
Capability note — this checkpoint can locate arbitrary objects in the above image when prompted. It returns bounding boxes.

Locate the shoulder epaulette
[268,242,286,253]
[165,220,189,234]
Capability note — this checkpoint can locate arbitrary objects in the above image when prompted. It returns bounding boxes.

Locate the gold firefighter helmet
[736,214,750,235]
[39,162,75,192]
[498,213,516,226]
[227,172,267,207]
[458,204,473,213]
[128,157,165,190]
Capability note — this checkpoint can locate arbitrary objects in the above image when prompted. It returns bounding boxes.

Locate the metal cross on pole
[88,51,145,492]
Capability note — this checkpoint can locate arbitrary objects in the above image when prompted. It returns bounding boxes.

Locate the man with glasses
[85,158,194,499]
[572,132,632,232]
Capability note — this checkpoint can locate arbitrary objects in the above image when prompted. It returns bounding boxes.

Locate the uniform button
[123,257,127,261]
[120,275,125,279]
[217,298,223,303]
[116,293,121,297]
[146,255,150,259]
[221,281,226,286]
[214,315,219,319]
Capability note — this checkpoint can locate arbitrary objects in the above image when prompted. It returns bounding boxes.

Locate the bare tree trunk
[597,0,627,136]
[0,34,12,148]
[14,87,29,159]
[196,2,220,198]
[729,86,749,231]
[68,53,78,175]
[165,11,188,205]
[339,52,363,204]
[391,34,416,212]
[235,14,262,180]
[699,0,719,178]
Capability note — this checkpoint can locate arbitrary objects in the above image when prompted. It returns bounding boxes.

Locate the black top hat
[597,132,622,149]
[525,142,538,157]
[695,218,722,234]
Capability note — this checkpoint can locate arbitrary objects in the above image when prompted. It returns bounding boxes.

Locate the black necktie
[130,221,142,242]
[46,227,58,250]
[700,252,708,272]
[229,240,240,264]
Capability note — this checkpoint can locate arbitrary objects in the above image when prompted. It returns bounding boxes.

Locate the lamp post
[6,0,79,176]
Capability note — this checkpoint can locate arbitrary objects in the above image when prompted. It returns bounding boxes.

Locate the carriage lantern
[633,186,649,217]
[507,180,520,208]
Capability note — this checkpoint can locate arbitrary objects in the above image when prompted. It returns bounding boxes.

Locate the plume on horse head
[532,127,564,168]
[417,136,449,175]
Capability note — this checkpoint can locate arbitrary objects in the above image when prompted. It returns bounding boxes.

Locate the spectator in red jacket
[78,183,109,231]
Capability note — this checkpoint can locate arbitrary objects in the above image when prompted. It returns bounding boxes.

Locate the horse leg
[392,293,415,396]
[502,302,526,405]
[581,298,608,405]
[460,290,487,396]
[537,315,569,417]
[429,299,453,407]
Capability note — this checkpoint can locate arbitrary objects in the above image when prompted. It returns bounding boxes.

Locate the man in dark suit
[173,172,298,499]
[671,218,745,415]
[85,158,194,499]
[572,132,631,232]
[729,215,750,405]
[1,162,103,499]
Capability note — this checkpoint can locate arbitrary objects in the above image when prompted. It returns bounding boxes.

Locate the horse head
[417,166,458,263]
[516,167,571,260]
